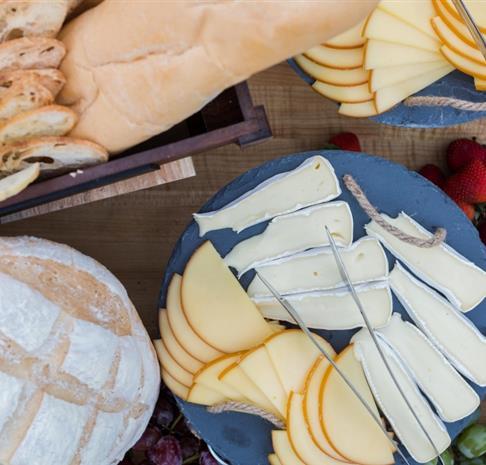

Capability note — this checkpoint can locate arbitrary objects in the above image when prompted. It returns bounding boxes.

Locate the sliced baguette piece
[0,69,65,97]
[0,105,77,144]
[0,136,107,174]
[0,1,68,42]
[0,37,65,71]
[0,162,39,202]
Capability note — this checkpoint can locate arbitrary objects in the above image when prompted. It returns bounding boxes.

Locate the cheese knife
[451,0,486,60]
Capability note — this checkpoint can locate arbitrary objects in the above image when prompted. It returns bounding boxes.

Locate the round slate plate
[159,150,486,465]
[288,59,486,128]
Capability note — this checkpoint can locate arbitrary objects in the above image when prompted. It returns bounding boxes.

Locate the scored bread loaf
[58,0,378,153]
[0,37,65,71]
[0,68,66,97]
[0,104,77,144]
[0,1,68,42]
[0,236,160,465]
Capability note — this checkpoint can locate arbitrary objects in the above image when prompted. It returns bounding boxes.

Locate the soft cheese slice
[442,0,486,32]
[377,313,480,422]
[238,344,287,416]
[475,77,486,90]
[366,211,486,311]
[441,44,486,79]
[312,81,373,104]
[389,264,486,387]
[187,383,226,406]
[154,339,193,387]
[162,370,189,400]
[247,237,388,298]
[272,431,305,465]
[305,45,364,69]
[364,8,440,52]
[353,329,451,463]
[193,156,340,235]
[374,64,454,113]
[224,202,353,275]
[339,100,378,118]
[325,19,366,49]
[268,453,283,465]
[264,329,335,396]
[181,241,273,352]
[255,283,392,330]
[365,40,444,69]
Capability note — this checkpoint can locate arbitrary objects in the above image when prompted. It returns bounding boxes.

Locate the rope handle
[405,95,486,112]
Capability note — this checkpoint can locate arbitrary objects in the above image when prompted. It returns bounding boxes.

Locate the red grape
[152,397,175,429]
[118,456,135,465]
[199,451,218,465]
[179,435,200,460]
[147,436,182,465]
[132,426,161,451]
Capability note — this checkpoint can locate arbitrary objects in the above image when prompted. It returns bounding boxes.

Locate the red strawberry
[418,164,445,188]
[443,158,486,204]
[329,132,361,152]
[446,138,486,172]
[478,221,486,245]
[455,199,476,220]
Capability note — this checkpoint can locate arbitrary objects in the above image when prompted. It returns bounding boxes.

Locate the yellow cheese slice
[338,100,377,117]
[187,383,226,406]
[325,19,366,49]
[305,45,364,69]
[312,81,373,104]
[162,370,189,400]
[475,77,486,90]
[181,241,273,352]
[364,8,440,52]
[272,431,306,465]
[295,54,369,86]
[268,453,283,465]
[154,339,193,387]
[441,44,486,79]
[442,0,486,32]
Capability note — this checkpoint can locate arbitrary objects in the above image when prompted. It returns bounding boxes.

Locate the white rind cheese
[247,237,388,298]
[225,201,353,275]
[193,156,341,235]
[390,264,486,387]
[352,329,451,463]
[378,313,480,422]
[366,212,486,312]
[254,283,392,330]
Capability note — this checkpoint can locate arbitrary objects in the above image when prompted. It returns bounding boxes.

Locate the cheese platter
[157,150,486,465]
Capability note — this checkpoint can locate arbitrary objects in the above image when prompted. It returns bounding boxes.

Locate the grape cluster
[121,386,219,465]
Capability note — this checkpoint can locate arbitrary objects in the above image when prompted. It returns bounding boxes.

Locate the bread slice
[0,37,65,71]
[0,1,68,41]
[0,105,77,144]
[0,161,38,201]
[0,77,54,120]
[0,69,65,97]
[0,136,108,175]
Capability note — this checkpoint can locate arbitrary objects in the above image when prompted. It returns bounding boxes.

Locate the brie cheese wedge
[378,313,480,422]
[193,156,341,236]
[254,283,392,330]
[247,237,388,298]
[353,329,451,463]
[390,264,486,387]
[225,201,353,275]
[366,212,486,312]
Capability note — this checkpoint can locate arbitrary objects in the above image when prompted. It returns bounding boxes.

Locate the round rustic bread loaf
[0,236,160,465]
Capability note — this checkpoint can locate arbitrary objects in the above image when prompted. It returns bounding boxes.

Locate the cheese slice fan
[324,19,366,48]
[389,264,486,387]
[247,237,388,298]
[255,283,392,330]
[366,212,486,311]
[224,201,353,275]
[377,313,480,422]
[272,430,305,465]
[193,156,340,235]
[352,329,451,463]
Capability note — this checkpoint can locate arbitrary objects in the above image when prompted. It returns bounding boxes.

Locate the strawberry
[455,199,476,220]
[418,164,445,188]
[446,138,486,172]
[443,158,486,204]
[329,132,361,152]
[478,221,486,245]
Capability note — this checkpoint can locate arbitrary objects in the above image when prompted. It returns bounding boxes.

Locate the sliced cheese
[187,383,226,406]
[162,370,189,400]
[269,454,283,465]
[338,100,377,117]
[312,81,373,104]
[441,44,486,79]
[247,237,388,298]
[352,329,451,463]
[475,77,486,90]
[364,8,440,52]
[154,339,193,387]
[181,241,273,352]
[238,345,287,417]
[366,211,486,311]
[378,0,438,38]
[255,284,392,330]
[305,45,364,69]
[272,430,305,465]
[389,264,486,387]
[295,55,369,86]
[365,40,444,69]
[166,274,223,363]
[377,313,480,422]
[193,353,246,401]
[370,61,448,92]
[442,0,486,33]
[325,19,366,49]
[374,64,454,113]
[193,155,340,235]
[224,202,353,275]
[264,329,335,396]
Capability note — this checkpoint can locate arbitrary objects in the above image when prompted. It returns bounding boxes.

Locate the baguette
[59,0,378,152]
[0,104,77,144]
[0,161,38,201]
[0,37,65,71]
[0,1,68,42]
[0,68,65,97]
